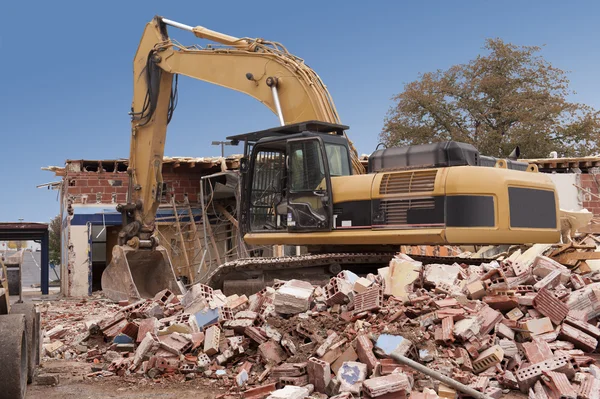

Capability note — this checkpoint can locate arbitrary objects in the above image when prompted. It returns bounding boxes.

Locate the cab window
[325,143,350,177]
[289,140,325,191]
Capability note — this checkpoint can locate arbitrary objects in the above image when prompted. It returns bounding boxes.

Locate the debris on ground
[38,237,600,398]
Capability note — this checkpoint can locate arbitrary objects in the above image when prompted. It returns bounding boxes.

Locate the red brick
[440,317,454,344]
[353,284,383,314]
[533,288,569,325]
[542,371,577,399]
[522,339,554,364]
[478,307,503,336]
[558,324,598,352]
[278,375,309,387]
[483,295,519,311]
[242,383,277,399]
[577,374,600,399]
[362,374,412,397]
[271,363,307,378]
[563,315,600,339]
[307,357,331,393]
[455,347,473,372]
[515,355,575,392]
[258,340,287,365]
[356,335,378,374]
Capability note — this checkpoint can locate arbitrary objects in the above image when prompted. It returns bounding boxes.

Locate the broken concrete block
[263,324,282,343]
[338,361,367,394]
[438,384,457,399]
[316,332,339,357]
[331,345,358,375]
[534,269,564,291]
[388,256,421,301]
[259,340,288,365]
[419,349,434,362]
[362,373,412,397]
[558,324,598,352]
[133,332,160,367]
[532,256,568,278]
[496,323,515,340]
[506,307,524,321]
[204,325,221,356]
[466,280,486,300]
[216,349,235,365]
[266,385,310,399]
[307,357,331,393]
[182,283,213,308]
[324,277,353,305]
[522,317,554,338]
[453,318,481,341]
[424,263,461,288]
[353,277,373,293]
[522,339,554,364]
[273,280,314,314]
[337,270,359,285]
[44,341,65,357]
[378,266,392,296]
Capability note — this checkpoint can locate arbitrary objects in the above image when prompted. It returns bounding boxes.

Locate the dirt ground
[26,361,226,399]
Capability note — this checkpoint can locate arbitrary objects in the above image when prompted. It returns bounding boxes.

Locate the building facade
[45,157,246,297]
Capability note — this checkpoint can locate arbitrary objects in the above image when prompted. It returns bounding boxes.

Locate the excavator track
[205,252,394,295]
[204,252,495,295]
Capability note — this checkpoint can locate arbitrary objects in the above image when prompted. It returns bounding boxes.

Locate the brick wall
[579,174,600,216]
[65,171,205,205]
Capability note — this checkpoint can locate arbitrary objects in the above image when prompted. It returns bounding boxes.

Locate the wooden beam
[215,204,239,229]
[555,251,600,267]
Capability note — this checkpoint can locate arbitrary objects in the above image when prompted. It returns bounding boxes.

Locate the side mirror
[240,157,249,174]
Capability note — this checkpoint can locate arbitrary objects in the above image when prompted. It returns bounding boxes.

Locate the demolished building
[43,156,251,297]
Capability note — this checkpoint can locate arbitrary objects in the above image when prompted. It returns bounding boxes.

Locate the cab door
[286,137,332,232]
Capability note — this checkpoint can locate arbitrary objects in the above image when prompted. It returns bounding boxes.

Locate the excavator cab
[230,121,352,235]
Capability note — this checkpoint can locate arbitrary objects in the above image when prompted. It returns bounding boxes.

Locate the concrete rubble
[37,239,600,398]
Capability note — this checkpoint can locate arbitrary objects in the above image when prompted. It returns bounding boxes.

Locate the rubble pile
[40,240,600,399]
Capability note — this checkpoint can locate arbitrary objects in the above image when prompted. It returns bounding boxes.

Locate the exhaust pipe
[508,146,520,161]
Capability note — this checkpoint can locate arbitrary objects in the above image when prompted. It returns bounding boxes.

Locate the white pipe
[271,86,285,126]
[161,18,194,33]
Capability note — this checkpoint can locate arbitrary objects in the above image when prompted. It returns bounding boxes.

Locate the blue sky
[1,1,599,222]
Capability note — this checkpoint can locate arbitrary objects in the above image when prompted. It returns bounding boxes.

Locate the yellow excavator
[101,16,560,301]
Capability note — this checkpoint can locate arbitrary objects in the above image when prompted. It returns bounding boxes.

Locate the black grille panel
[379,170,437,195]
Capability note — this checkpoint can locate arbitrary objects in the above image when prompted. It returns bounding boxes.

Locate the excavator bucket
[101,245,182,302]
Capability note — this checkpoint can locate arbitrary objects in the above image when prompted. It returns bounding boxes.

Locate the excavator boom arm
[102,16,363,301]
[129,16,363,232]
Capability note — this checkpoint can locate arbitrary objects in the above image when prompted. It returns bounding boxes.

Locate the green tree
[49,215,61,266]
[381,38,600,158]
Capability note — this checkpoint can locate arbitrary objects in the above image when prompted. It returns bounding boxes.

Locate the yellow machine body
[244,165,560,246]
